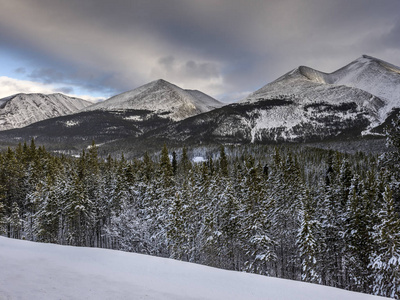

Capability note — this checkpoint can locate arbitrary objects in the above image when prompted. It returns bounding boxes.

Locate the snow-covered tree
[370,186,400,299]
[298,190,320,283]
[9,202,22,239]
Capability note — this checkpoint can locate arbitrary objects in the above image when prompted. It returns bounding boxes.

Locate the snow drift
[0,237,389,300]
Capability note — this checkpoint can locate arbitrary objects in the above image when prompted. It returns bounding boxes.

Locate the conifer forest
[1,126,400,298]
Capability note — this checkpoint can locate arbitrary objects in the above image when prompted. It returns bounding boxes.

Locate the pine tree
[9,202,22,239]
[241,159,276,275]
[34,177,61,243]
[0,199,6,235]
[380,115,400,212]
[219,179,242,270]
[65,171,94,246]
[298,190,320,283]
[370,186,400,299]
[172,151,178,175]
[160,144,173,178]
[344,175,374,292]
[219,145,228,177]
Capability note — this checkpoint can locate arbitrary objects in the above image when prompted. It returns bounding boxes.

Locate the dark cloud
[0,0,399,101]
[184,61,219,79]
[158,56,220,80]
[14,67,26,74]
[29,68,65,84]
[55,86,74,94]
[380,18,400,48]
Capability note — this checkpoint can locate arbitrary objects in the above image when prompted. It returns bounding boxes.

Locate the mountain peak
[154,78,168,84]
[85,80,222,121]
[361,54,376,60]
[0,93,92,131]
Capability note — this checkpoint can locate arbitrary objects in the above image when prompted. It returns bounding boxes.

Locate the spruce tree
[9,202,22,239]
[172,151,177,175]
[219,145,228,177]
[160,144,173,178]
[298,190,320,283]
[0,200,6,235]
[370,186,400,299]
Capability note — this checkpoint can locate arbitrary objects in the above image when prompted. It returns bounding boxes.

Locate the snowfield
[0,237,389,300]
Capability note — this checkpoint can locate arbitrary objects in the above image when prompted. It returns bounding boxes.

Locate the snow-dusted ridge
[85,79,224,121]
[0,93,92,131]
[0,237,388,300]
[235,55,400,141]
[242,55,400,123]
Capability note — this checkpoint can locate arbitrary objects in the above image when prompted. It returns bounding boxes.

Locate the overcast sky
[0,0,399,102]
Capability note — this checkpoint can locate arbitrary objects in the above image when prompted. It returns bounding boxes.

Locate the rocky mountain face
[85,79,223,121]
[0,93,92,131]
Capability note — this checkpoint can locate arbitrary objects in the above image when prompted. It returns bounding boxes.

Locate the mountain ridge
[85,79,224,121]
[242,55,399,122]
[0,93,92,131]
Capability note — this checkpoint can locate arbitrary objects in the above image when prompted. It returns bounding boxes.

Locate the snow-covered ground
[0,237,389,300]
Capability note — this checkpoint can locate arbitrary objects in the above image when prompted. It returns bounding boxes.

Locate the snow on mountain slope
[85,79,223,121]
[0,93,92,131]
[330,55,400,119]
[242,55,399,123]
[237,55,400,140]
[0,237,388,300]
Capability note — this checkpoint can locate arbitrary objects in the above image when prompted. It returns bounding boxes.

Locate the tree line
[0,133,400,298]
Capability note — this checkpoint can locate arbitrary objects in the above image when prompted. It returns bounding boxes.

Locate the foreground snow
[0,237,388,300]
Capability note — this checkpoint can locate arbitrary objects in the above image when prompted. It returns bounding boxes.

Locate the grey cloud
[14,67,26,74]
[159,56,175,72]
[56,87,74,94]
[381,18,400,48]
[29,68,65,84]
[184,61,219,79]
[158,56,220,80]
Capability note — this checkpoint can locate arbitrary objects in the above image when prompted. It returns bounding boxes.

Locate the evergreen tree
[172,151,178,175]
[219,145,228,177]
[180,146,192,174]
[0,200,6,235]
[241,159,276,275]
[160,144,173,178]
[380,115,400,212]
[370,186,400,299]
[344,175,374,292]
[298,190,320,283]
[9,202,22,239]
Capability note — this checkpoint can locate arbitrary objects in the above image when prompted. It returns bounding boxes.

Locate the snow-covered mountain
[239,55,400,138]
[0,56,398,151]
[0,93,92,131]
[134,55,400,147]
[0,237,387,300]
[85,79,224,121]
